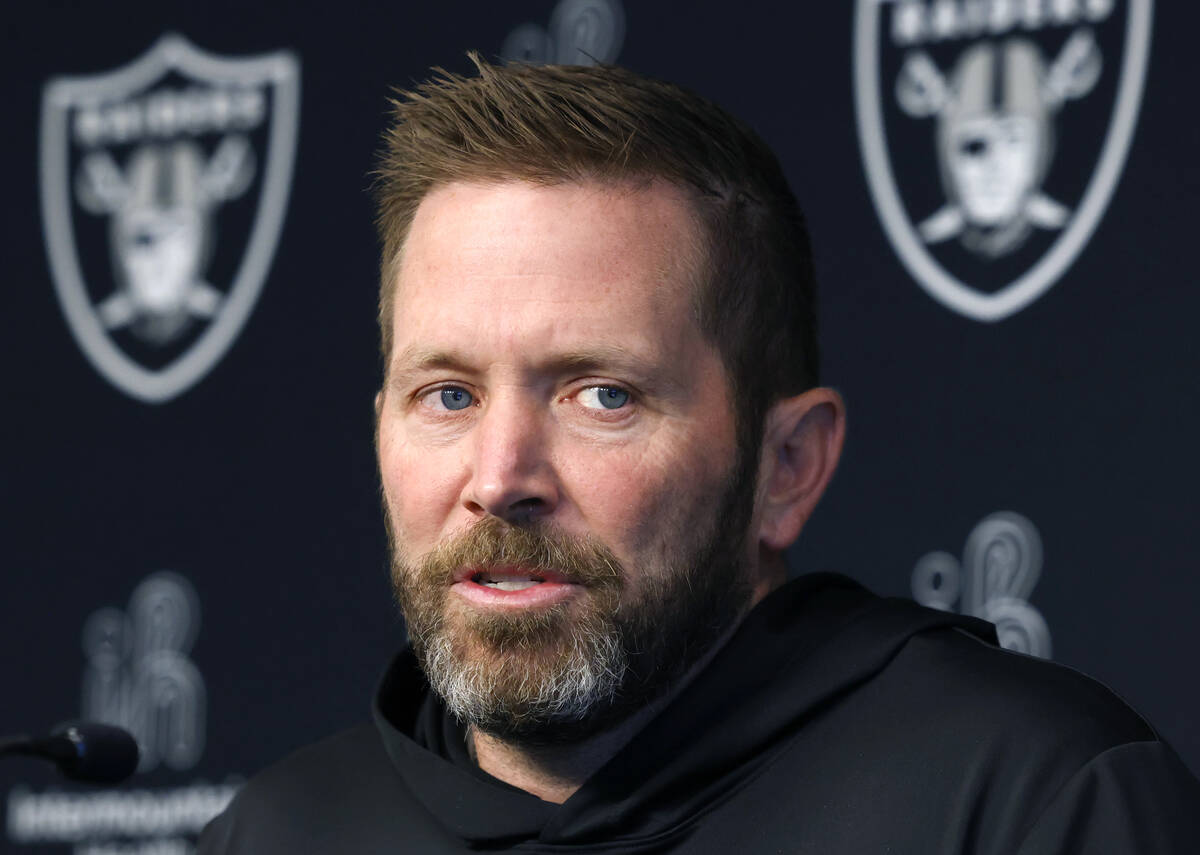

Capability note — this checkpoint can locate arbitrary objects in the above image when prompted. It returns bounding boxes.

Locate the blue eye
[599,387,629,409]
[440,387,473,411]
[580,386,630,410]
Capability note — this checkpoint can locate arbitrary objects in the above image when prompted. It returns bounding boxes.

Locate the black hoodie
[199,574,1200,853]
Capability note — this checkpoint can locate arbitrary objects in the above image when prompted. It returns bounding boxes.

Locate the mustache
[410,516,625,590]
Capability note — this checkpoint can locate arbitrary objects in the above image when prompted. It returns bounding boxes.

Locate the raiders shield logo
[854,0,1152,321]
[40,34,300,402]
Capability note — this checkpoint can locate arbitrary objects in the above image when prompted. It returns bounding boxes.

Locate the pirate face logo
[854,1,1153,321]
[41,35,299,402]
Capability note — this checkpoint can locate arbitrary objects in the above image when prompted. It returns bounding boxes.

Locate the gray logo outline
[853,0,1153,322]
[82,571,206,773]
[912,510,1052,659]
[41,33,300,403]
[502,0,626,66]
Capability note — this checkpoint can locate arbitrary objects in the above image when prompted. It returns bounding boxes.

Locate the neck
[469,703,661,803]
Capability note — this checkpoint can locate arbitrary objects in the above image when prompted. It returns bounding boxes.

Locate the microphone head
[44,723,140,784]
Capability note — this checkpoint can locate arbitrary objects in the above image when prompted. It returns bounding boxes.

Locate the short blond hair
[374,55,819,444]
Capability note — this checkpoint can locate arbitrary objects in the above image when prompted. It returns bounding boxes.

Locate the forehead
[390,179,708,370]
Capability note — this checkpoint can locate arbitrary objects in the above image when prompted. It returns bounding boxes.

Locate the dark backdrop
[3,1,1197,852]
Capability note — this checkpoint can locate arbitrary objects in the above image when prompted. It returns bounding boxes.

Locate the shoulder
[813,589,1157,764]
[891,622,1156,756]
[197,724,411,854]
[1014,739,1200,852]
[850,613,1178,836]
[812,611,1200,851]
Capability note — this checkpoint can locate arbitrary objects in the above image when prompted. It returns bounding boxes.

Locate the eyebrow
[388,344,668,390]
[389,346,475,378]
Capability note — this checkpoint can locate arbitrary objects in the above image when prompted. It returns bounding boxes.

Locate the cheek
[378,423,463,548]
[563,437,718,557]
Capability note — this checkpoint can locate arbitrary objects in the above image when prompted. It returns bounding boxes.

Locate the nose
[461,390,560,523]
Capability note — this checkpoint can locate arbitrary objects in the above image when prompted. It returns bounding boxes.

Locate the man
[200,57,1200,853]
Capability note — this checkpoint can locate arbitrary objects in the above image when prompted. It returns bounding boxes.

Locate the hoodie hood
[372,573,997,849]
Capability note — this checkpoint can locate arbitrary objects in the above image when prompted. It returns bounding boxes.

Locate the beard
[388,443,758,746]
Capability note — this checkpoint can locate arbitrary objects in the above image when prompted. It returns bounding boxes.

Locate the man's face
[376,179,759,740]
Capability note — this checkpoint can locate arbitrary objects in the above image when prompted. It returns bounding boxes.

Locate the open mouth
[471,571,546,592]
[452,567,579,607]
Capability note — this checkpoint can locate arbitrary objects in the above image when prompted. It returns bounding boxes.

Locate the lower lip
[451,579,580,609]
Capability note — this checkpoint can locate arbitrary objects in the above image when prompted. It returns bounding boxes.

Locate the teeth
[482,579,543,591]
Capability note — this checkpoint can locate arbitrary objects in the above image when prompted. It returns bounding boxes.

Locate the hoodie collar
[372,573,996,847]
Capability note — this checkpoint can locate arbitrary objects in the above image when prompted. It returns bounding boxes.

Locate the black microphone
[0,722,140,784]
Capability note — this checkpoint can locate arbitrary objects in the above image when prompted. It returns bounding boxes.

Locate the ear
[754,387,846,553]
